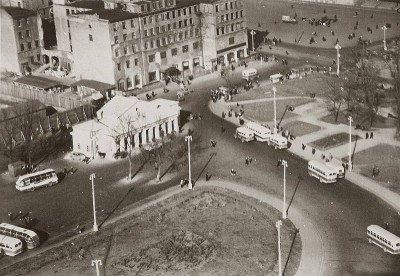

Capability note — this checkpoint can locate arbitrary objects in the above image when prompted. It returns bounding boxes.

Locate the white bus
[267,134,288,149]
[367,225,400,254]
[246,122,271,142]
[16,169,58,192]
[307,160,338,183]
[234,127,255,142]
[326,159,345,178]
[0,234,24,256]
[0,223,40,249]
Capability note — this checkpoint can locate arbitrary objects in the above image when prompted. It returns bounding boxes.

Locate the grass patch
[243,98,315,122]
[309,132,361,151]
[281,121,322,137]
[320,110,397,129]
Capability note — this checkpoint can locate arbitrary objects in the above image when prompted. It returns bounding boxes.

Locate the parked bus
[0,223,40,249]
[16,169,58,192]
[326,159,345,178]
[0,234,23,256]
[267,134,288,149]
[246,122,271,142]
[234,127,255,142]
[307,160,338,183]
[367,225,400,254]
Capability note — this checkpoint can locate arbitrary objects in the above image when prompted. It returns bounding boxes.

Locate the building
[1,6,44,74]
[70,95,180,159]
[66,0,248,91]
[1,0,54,19]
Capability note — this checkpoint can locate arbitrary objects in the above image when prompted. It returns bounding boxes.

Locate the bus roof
[0,234,22,244]
[246,122,270,131]
[17,168,56,180]
[308,160,336,173]
[368,225,400,242]
[0,223,38,236]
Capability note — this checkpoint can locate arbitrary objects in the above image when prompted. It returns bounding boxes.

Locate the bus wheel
[30,187,35,192]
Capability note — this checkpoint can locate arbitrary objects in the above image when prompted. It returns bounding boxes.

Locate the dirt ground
[1,188,301,276]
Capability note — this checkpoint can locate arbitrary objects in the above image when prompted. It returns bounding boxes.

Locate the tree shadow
[194,152,217,185]
[286,176,302,216]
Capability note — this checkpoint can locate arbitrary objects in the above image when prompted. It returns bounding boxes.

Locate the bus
[326,159,345,178]
[0,234,23,256]
[267,134,288,149]
[367,225,400,254]
[16,169,58,192]
[0,223,40,249]
[307,160,338,183]
[234,127,255,142]
[246,122,271,142]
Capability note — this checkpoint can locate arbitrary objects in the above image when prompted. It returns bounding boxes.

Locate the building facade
[1,6,44,74]
[1,0,53,19]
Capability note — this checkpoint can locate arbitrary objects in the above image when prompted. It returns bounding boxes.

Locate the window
[122,21,126,29]
[161,51,167,59]
[132,32,136,39]
[173,22,177,29]
[135,74,140,85]
[67,20,70,28]
[148,54,155,62]
[126,60,130,68]
[194,5,198,12]
[184,30,188,39]
[150,28,154,35]
[144,29,148,37]
[215,4,219,12]
[171,48,177,56]
[131,19,135,27]
[124,46,128,54]
[149,16,153,23]
[66,9,70,15]
[123,34,127,41]
[115,48,119,57]
[193,42,199,49]
[150,40,154,48]
[132,44,137,53]
[162,37,166,45]
[37,54,41,61]
[143,17,147,25]
[179,21,182,28]
[27,42,32,49]
[127,77,132,89]
[172,11,176,19]
[89,34,93,41]
[89,24,92,29]
[113,23,118,31]
[229,37,235,45]
[117,63,121,71]
[216,28,220,35]
[156,39,160,47]
[134,58,139,66]
[30,56,34,63]
[231,13,234,20]
[149,71,157,82]
[177,10,181,17]
[240,10,243,17]
[20,43,24,51]
[144,41,149,49]
[221,15,224,22]
[18,32,23,39]
[225,3,228,9]
[183,8,187,16]
[230,2,233,8]
[190,18,193,25]
[195,28,200,36]
[166,12,170,19]
[189,7,192,14]
[182,45,189,53]
[114,36,119,44]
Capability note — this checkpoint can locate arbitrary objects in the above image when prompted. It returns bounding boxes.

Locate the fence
[0,81,85,109]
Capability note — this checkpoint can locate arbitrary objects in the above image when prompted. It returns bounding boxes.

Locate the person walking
[366,132,369,139]
[205,173,210,181]
[230,169,237,176]
[8,212,13,221]
[370,132,373,139]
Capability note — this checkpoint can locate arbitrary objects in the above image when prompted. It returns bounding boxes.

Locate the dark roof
[79,9,140,22]
[2,7,37,19]
[14,75,64,89]
[0,100,47,122]
[67,0,104,9]
[72,79,115,92]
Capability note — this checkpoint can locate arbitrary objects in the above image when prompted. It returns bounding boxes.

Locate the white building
[71,95,180,159]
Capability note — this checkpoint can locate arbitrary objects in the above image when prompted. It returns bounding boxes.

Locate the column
[223,54,228,65]
[188,59,194,74]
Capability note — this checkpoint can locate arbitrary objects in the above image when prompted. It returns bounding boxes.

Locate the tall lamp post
[279,160,288,219]
[90,173,98,232]
[335,43,341,76]
[348,116,353,172]
[185,135,193,190]
[91,260,102,276]
[250,30,256,52]
[381,25,387,51]
[276,220,283,276]
[273,86,277,134]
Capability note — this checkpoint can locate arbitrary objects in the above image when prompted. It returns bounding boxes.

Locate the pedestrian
[63,167,67,175]
[370,132,373,139]
[230,169,236,176]
[151,91,155,97]
[302,144,306,150]
[385,222,389,230]
[312,148,316,155]
[180,179,184,188]
[372,166,378,177]
[8,212,13,221]
[249,157,253,164]
[366,132,369,139]
[70,167,74,174]
[237,101,239,107]
[321,153,325,160]
[205,173,210,181]
[154,161,159,171]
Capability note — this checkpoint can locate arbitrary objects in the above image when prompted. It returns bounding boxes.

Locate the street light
[278,160,288,219]
[381,25,387,51]
[185,135,193,190]
[335,43,341,76]
[348,116,353,172]
[276,220,283,276]
[250,30,256,52]
[272,86,277,134]
[90,173,98,232]
[91,259,102,276]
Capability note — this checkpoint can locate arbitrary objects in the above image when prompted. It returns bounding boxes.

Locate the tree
[387,52,400,137]
[221,66,235,89]
[325,78,346,122]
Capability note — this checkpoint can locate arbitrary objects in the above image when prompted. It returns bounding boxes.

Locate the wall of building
[70,15,115,84]
[298,0,355,5]
[1,9,19,73]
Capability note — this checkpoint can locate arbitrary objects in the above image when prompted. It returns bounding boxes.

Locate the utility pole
[348,116,353,172]
[276,220,283,276]
[381,25,387,51]
[280,160,288,219]
[273,86,277,134]
[185,135,193,190]
[250,30,256,52]
[90,173,98,231]
[91,259,102,276]
[335,43,341,76]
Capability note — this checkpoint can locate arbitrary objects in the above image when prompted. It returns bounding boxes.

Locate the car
[70,152,87,162]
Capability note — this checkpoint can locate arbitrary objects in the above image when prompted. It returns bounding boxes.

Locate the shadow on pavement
[194,152,217,185]
[283,228,299,276]
[286,176,302,216]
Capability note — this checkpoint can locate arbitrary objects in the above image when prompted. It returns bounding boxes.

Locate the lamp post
[335,43,341,76]
[250,30,256,52]
[90,173,98,232]
[280,160,288,219]
[91,259,102,276]
[185,135,193,190]
[348,116,353,172]
[381,25,387,51]
[276,220,283,276]
[273,86,277,134]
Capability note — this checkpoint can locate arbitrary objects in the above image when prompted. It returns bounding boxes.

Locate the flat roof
[79,9,140,22]
[67,0,104,9]
[2,6,36,19]
[72,79,114,92]
[14,75,64,89]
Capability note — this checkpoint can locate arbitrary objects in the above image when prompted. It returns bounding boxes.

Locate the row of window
[19,41,40,52]
[140,0,175,13]
[142,5,198,25]
[143,18,195,37]
[15,17,30,28]
[143,29,200,51]
[216,21,245,36]
[18,30,31,39]
[113,19,136,32]
[147,42,199,63]
[308,165,336,177]
[215,0,242,13]
[219,10,244,23]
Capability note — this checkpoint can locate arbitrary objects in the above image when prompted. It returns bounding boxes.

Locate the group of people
[8,211,34,227]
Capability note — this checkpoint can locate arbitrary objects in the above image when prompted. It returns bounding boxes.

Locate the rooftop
[72,79,115,92]
[66,0,104,9]
[2,6,37,19]
[14,75,65,90]
[78,8,140,22]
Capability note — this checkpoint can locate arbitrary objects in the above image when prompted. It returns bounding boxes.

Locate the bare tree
[325,78,346,122]
[387,52,400,137]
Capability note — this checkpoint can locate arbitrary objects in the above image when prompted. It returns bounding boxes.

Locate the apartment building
[1,6,44,74]
[1,0,53,19]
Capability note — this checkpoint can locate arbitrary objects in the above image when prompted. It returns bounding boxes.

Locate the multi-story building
[1,0,53,19]
[1,6,44,74]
